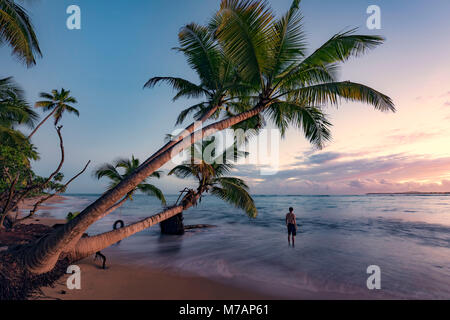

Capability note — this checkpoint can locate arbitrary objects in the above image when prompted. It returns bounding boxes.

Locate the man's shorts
[287,223,297,236]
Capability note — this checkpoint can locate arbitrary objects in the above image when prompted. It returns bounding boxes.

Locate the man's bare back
[285,207,297,246]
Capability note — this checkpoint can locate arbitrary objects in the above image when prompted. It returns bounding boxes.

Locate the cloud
[296,151,342,164]
[235,151,450,194]
[348,180,366,189]
[385,131,440,144]
[444,101,450,107]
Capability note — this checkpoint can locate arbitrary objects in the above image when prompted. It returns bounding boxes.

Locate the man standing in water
[286,207,297,246]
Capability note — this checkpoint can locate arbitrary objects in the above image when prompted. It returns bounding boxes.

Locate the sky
[2,0,450,195]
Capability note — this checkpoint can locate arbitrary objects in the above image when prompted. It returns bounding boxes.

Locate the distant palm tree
[94,155,166,207]
[28,88,79,138]
[69,142,255,259]
[0,77,37,143]
[0,0,41,66]
[169,140,256,217]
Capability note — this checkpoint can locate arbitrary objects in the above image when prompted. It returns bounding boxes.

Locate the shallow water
[48,194,450,299]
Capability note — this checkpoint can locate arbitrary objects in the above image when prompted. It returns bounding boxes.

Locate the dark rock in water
[160,213,185,235]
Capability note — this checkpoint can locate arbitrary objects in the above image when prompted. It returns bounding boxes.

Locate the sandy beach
[9,195,275,300]
[37,256,275,300]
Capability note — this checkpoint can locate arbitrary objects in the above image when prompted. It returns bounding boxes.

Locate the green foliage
[66,211,80,221]
[169,140,257,218]
[145,22,253,127]
[0,143,33,193]
[94,155,166,205]
[0,143,65,196]
[206,0,394,148]
[0,0,42,66]
[35,88,79,126]
[0,77,38,143]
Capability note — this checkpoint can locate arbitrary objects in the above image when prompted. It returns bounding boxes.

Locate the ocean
[47,194,450,299]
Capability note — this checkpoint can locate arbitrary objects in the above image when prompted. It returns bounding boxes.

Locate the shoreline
[10,195,390,300]
[13,195,276,300]
[38,255,277,300]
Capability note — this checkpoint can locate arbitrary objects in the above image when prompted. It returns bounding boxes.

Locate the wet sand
[17,196,275,300]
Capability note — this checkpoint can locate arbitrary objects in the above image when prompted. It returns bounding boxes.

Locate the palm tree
[94,155,166,207]
[169,141,257,217]
[66,141,255,260]
[10,0,396,278]
[143,23,252,162]
[0,0,41,66]
[28,88,79,138]
[0,77,37,143]
[208,0,394,146]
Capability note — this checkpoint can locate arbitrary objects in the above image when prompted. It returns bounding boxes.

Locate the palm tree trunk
[97,195,129,221]
[23,102,268,275]
[143,105,219,164]
[27,108,56,139]
[68,191,202,260]
[67,205,185,261]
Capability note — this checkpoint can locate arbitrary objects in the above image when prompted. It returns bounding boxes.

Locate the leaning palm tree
[94,155,166,210]
[0,0,397,292]
[28,88,79,138]
[143,23,253,162]
[0,0,41,66]
[66,141,255,261]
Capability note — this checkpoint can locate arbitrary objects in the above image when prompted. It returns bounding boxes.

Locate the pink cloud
[386,131,440,144]
[237,152,450,195]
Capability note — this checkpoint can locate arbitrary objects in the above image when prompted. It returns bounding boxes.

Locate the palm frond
[176,23,222,89]
[211,0,274,87]
[138,183,166,205]
[267,101,332,148]
[269,0,306,78]
[176,102,205,125]
[210,177,257,217]
[0,0,41,66]
[290,81,395,112]
[301,28,384,67]
[168,164,195,179]
[93,163,122,182]
[144,76,207,101]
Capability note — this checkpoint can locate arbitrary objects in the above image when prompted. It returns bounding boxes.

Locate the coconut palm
[28,88,79,138]
[143,23,253,162]
[94,155,166,206]
[208,0,394,146]
[169,141,257,217]
[0,0,41,66]
[65,141,255,261]
[6,0,396,280]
